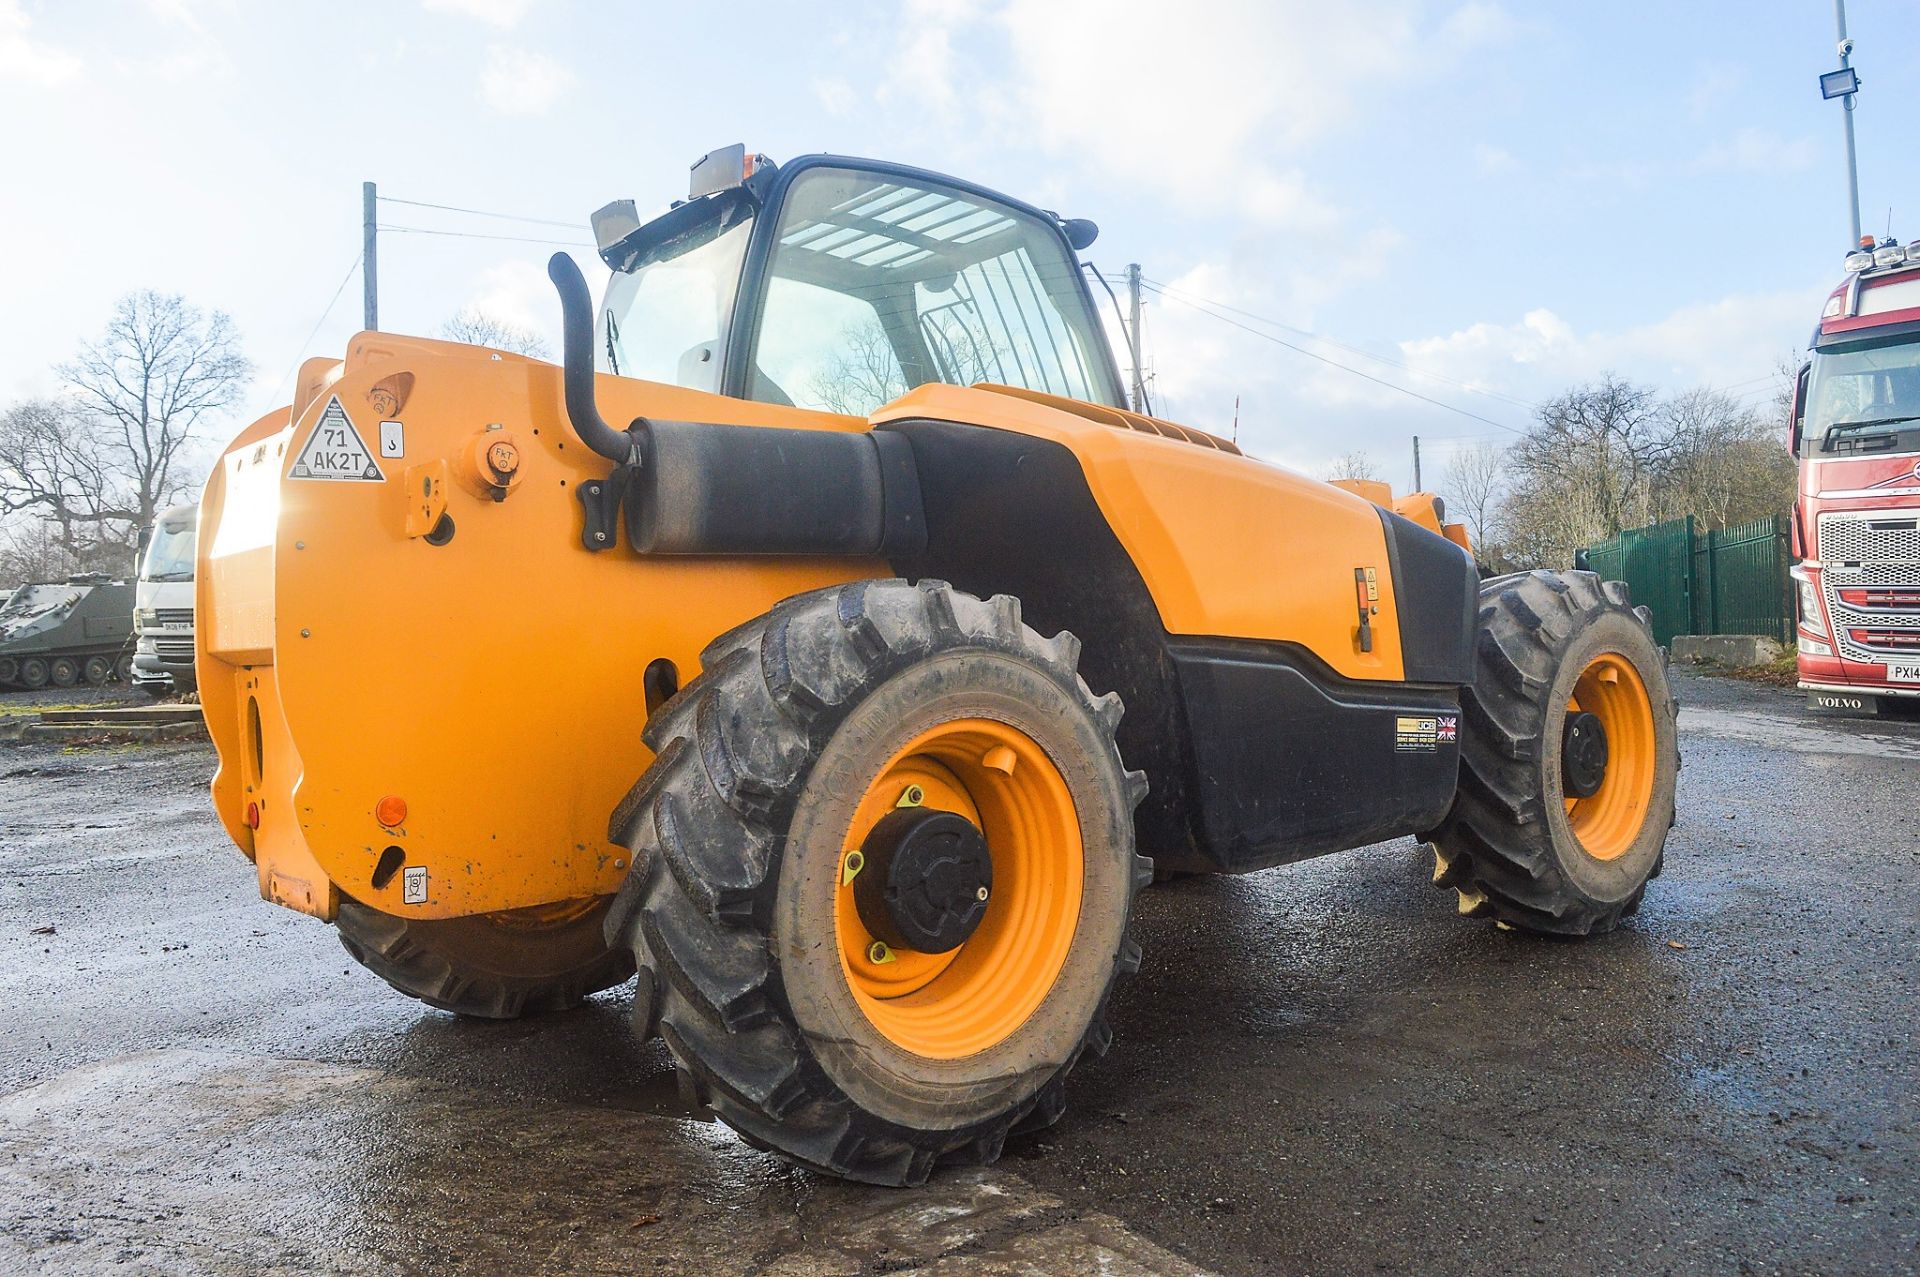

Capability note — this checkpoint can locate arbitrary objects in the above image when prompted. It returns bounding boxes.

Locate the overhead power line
[1141,278,1542,413]
[265,250,362,409]
[377,223,593,249]
[377,194,584,231]
[1144,285,1530,437]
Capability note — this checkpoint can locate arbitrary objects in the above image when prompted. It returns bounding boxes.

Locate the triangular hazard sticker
[289,397,384,481]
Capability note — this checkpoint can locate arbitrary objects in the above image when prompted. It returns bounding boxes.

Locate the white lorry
[132,503,198,697]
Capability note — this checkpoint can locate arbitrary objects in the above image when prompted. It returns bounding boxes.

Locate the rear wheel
[336,895,633,1018]
[82,655,112,686]
[608,579,1148,1185]
[18,657,49,690]
[49,657,79,688]
[1427,570,1678,935]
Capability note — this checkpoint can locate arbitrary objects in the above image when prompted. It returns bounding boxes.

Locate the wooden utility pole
[1126,262,1146,413]
[362,181,379,331]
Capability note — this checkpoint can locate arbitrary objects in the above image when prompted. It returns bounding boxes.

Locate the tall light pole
[1822,0,1864,247]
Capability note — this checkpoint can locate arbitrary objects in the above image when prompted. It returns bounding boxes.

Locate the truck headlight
[136,635,156,654]
[1798,634,1834,658]
[1794,574,1826,634]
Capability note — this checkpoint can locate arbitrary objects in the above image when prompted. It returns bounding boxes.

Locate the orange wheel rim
[834,718,1082,1060]
[1562,653,1656,861]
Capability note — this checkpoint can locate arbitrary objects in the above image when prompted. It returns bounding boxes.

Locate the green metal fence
[1582,514,1792,646]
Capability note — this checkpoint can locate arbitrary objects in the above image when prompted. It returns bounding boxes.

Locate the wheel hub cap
[1561,710,1609,799]
[854,808,993,955]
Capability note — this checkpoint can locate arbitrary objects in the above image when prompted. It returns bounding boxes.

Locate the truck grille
[153,608,194,627]
[1820,512,1920,662]
[1818,512,1920,564]
[1846,627,1920,652]
[154,637,195,660]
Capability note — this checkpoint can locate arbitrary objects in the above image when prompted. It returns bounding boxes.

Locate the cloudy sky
[3,0,1916,484]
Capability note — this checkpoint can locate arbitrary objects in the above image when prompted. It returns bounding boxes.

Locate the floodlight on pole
[1825,0,1864,248]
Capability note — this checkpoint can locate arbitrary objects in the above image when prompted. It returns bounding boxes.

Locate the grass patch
[1706,648,1799,688]
[0,700,103,719]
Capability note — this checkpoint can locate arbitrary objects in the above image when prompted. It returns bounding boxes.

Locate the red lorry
[1792,237,1920,714]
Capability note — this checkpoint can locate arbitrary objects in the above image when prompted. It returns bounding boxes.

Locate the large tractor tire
[608,579,1149,1186]
[1428,570,1678,936]
[336,896,633,1019]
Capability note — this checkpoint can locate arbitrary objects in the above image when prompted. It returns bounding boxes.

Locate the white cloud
[0,0,82,86]
[1473,143,1518,176]
[1399,287,1825,400]
[1131,273,1823,474]
[1696,127,1818,175]
[1685,64,1744,121]
[875,0,1512,231]
[142,0,203,28]
[464,260,554,334]
[479,45,573,116]
[423,0,537,27]
[813,76,857,118]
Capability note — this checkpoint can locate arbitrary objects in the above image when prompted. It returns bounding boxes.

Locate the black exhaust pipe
[547,252,641,465]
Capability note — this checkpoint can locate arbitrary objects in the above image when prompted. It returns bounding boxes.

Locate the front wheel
[608,579,1149,1185]
[1427,570,1678,935]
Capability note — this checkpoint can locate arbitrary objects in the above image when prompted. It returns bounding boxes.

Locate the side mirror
[1060,218,1099,251]
[1788,360,1810,454]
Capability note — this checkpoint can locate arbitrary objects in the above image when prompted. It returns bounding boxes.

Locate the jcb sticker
[402,865,428,905]
[289,397,384,482]
[1395,714,1458,753]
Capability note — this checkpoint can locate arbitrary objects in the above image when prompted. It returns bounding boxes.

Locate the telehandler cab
[198,146,1678,1185]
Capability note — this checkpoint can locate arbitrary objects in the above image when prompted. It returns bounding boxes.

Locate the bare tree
[60,290,251,535]
[1323,450,1381,483]
[808,320,910,416]
[1499,376,1666,566]
[0,514,79,587]
[1770,350,1802,434]
[1657,387,1796,530]
[0,399,123,577]
[440,307,551,359]
[1439,442,1506,549]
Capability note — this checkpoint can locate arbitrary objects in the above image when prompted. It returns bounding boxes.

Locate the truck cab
[1792,240,1920,713]
[133,503,199,697]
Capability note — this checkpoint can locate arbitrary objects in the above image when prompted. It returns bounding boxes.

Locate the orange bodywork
[199,336,1453,922]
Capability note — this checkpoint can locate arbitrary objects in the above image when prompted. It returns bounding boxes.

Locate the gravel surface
[0,670,1914,1275]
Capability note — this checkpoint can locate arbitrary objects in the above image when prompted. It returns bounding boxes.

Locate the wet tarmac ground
[1,671,1915,1275]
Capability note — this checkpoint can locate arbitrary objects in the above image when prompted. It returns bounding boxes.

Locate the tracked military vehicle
[0,575,136,690]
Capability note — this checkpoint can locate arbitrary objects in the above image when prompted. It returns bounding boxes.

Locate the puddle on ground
[1679,706,1920,760]
[0,1048,1210,1276]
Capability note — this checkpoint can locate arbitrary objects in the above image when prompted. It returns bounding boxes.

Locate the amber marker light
[375,795,409,829]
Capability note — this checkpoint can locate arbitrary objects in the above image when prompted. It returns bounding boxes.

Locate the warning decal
[289,397,384,481]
